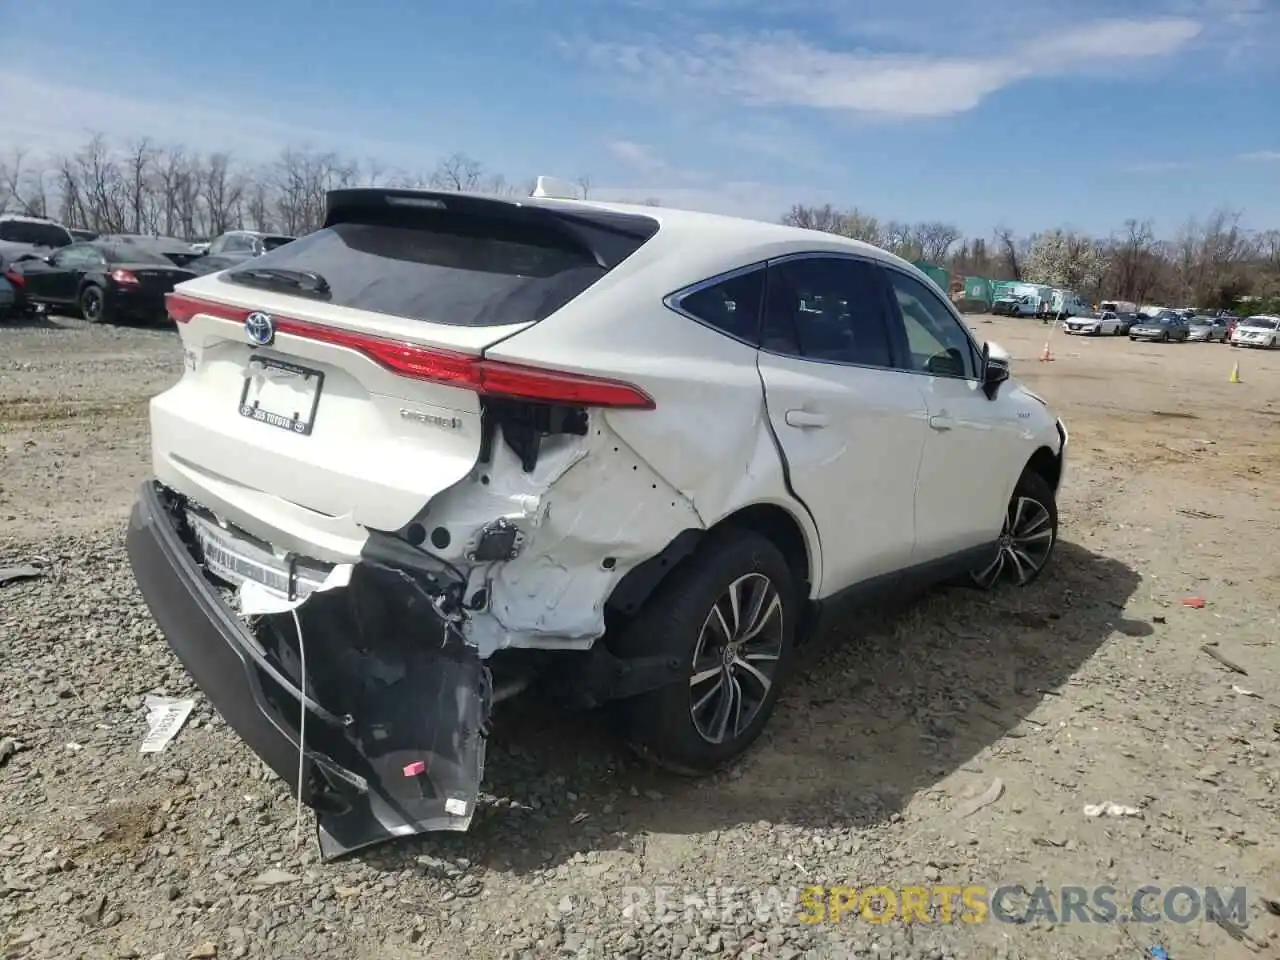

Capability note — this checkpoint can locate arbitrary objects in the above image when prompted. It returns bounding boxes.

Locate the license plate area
[239,355,324,436]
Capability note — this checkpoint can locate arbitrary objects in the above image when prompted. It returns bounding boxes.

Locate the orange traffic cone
[1039,341,1054,362]
[1229,361,1241,383]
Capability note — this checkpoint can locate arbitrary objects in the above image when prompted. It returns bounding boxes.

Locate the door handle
[785,409,829,428]
[928,413,954,431]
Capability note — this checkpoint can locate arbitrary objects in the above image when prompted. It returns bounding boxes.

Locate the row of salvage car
[0,214,294,323]
[1063,307,1279,347]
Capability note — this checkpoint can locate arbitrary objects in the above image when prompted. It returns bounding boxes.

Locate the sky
[1,0,1278,238]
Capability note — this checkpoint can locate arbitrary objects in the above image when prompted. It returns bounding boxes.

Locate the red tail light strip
[3,268,24,288]
[165,292,655,409]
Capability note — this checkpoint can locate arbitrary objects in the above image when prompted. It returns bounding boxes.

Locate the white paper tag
[444,797,469,817]
[140,695,196,754]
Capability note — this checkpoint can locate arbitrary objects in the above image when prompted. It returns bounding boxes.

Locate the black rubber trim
[125,482,361,803]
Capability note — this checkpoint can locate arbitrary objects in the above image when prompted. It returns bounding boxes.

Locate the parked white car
[1063,311,1123,336]
[1229,315,1280,348]
[125,184,1069,856]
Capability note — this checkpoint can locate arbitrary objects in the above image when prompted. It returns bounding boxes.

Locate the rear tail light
[164,293,655,409]
[3,268,24,287]
[110,269,140,286]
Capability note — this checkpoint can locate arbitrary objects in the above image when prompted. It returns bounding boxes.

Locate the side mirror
[981,342,1010,400]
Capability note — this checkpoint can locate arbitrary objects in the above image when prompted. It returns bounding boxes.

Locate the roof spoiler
[323,188,529,228]
[322,188,660,270]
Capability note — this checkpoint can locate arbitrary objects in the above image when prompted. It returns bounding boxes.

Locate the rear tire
[609,529,797,775]
[78,285,109,324]
[969,470,1058,590]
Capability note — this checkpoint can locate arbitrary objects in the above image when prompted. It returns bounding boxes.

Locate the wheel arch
[604,499,819,620]
[77,277,105,299]
[1024,443,1062,496]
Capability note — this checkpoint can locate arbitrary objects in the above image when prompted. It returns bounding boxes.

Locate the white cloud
[605,140,669,175]
[595,180,827,223]
[1120,159,1197,173]
[569,16,1203,118]
[0,69,430,166]
[1240,150,1280,162]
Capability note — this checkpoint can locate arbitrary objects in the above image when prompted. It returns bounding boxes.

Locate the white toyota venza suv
[127,182,1068,857]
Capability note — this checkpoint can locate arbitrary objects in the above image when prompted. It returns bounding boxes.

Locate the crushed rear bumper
[126,481,491,859]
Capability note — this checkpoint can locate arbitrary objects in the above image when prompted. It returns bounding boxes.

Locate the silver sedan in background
[1187,316,1230,342]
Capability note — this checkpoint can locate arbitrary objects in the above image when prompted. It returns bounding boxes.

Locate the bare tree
[204,153,245,236]
[1106,219,1160,303]
[781,203,844,233]
[993,226,1023,281]
[881,221,920,260]
[429,153,484,192]
[916,221,962,263]
[119,138,157,234]
[3,148,52,217]
[5,132,1279,314]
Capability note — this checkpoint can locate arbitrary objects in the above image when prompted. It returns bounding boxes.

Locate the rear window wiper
[224,267,331,299]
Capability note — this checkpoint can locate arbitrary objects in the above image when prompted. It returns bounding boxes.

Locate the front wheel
[970,470,1058,590]
[609,529,797,774]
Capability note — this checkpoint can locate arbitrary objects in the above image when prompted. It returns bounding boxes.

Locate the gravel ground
[3,313,1280,960]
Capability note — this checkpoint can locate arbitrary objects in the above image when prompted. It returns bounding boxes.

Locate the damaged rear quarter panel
[415,418,705,655]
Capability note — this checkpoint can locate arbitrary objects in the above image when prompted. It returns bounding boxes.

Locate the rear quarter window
[222,212,646,327]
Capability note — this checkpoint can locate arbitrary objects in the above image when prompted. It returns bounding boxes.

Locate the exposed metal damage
[134,401,705,856]
[402,404,705,657]
[245,562,492,860]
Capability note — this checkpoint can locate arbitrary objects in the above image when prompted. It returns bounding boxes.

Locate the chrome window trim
[663,250,988,381]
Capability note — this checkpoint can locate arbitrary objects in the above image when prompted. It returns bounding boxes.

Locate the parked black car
[186,230,296,276]
[5,240,196,324]
[1114,312,1141,335]
[97,234,203,268]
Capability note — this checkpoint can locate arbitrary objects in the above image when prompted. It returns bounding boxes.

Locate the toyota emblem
[244,312,275,346]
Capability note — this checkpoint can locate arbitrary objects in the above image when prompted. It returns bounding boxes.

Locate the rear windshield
[222,210,653,327]
[104,246,181,266]
[1245,317,1278,329]
[0,220,71,247]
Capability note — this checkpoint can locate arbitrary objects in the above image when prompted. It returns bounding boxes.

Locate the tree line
[0,135,563,242]
[782,204,1280,311]
[2,134,1277,311]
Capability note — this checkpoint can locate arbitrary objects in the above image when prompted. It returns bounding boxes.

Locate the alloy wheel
[82,290,102,322]
[972,496,1055,588]
[688,573,784,745]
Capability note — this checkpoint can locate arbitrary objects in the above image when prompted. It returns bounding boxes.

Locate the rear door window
[761,256,897,367]
[222,208,657,327]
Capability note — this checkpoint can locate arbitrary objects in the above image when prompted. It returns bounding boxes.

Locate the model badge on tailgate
[400,408,462,431]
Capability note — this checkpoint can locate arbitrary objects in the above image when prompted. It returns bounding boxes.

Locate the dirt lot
[2,312,1279,960]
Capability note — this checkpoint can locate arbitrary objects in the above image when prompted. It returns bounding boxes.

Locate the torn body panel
[126,483,490,860]
[412,409,706,657]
